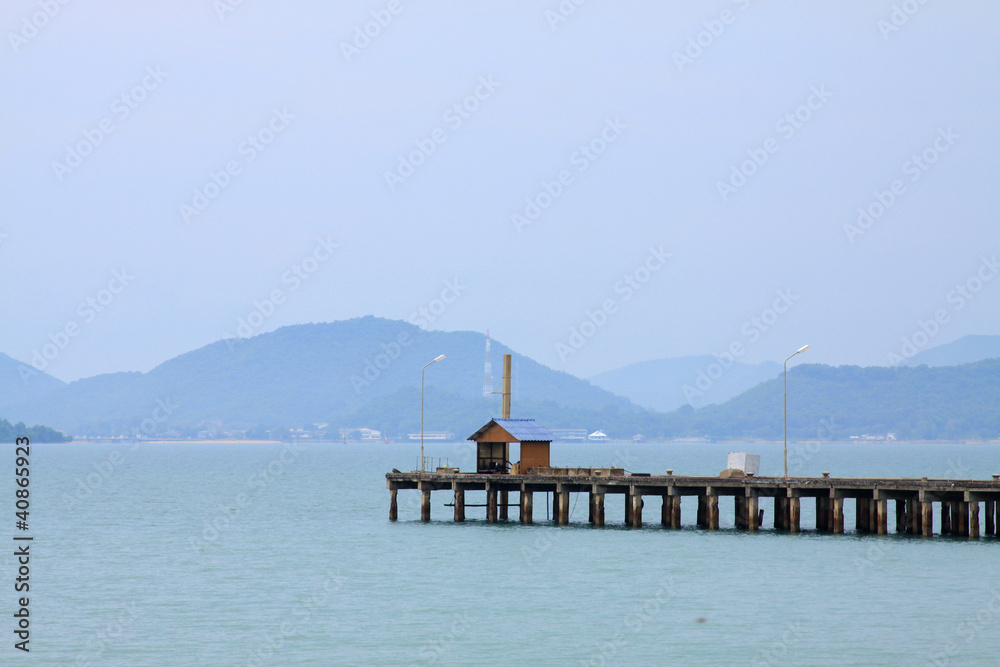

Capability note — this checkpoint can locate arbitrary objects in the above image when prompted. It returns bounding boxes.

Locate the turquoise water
[12,441,1000,665]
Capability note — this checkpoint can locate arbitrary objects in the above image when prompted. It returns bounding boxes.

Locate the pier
[386,471,1000,538]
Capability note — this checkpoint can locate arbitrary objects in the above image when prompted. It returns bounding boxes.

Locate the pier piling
[520,488,533,524]
[454,486,465,522]
[558,487,569,525]
[486,486,498,523]
[421,487,431,522]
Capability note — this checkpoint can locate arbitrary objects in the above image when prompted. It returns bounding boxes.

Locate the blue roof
[468,418,554,442]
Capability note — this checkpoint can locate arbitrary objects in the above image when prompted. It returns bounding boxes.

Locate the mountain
[3,320,999,442]
[683,361,1000,441]
[0,317,637,435]
[0,352,66,406]
[900,335,1000,367]
[589,356,781,411]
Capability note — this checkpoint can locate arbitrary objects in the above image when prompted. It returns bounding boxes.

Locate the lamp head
[433,354,446,362]
[796,345,810,354]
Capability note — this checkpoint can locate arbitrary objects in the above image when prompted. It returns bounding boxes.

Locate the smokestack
[502,354,511,419]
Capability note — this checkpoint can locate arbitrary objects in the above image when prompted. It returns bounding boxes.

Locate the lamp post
[421,354,446,473]
[784,344,810,478]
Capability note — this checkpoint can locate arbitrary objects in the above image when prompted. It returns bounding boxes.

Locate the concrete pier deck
[386,471,1000,537]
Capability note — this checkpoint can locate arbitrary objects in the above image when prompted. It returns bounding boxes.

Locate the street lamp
[421,354,446,473]
[784,344,810,478]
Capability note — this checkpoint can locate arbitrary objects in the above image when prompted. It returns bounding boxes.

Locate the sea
[11,440,1000,666]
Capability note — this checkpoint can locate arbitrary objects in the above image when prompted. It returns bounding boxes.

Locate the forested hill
[0,418,71,443]
[682,360,1000,441]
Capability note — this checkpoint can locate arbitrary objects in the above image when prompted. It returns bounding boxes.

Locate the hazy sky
[2,1,998,382]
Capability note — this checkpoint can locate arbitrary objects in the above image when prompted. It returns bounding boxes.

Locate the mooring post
[486,484,498,523]
[520,487,533,524]
[833,497,844,534]
[558,486,570,526]
[855,498,866,533]
[630,489,643,528]
[592,487,605,527]
[970,502,980,539]
[876,498,888,535]
[389,486,398,522]
[454,486,465,523]
[922,501,933,537]
[789,496,801,533]
[499,490,509,521]
[421,487,431,522]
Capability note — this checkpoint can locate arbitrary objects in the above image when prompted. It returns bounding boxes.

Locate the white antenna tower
[482,329,493,398]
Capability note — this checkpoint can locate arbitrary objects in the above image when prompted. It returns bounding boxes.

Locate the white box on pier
[726,452,760,475]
